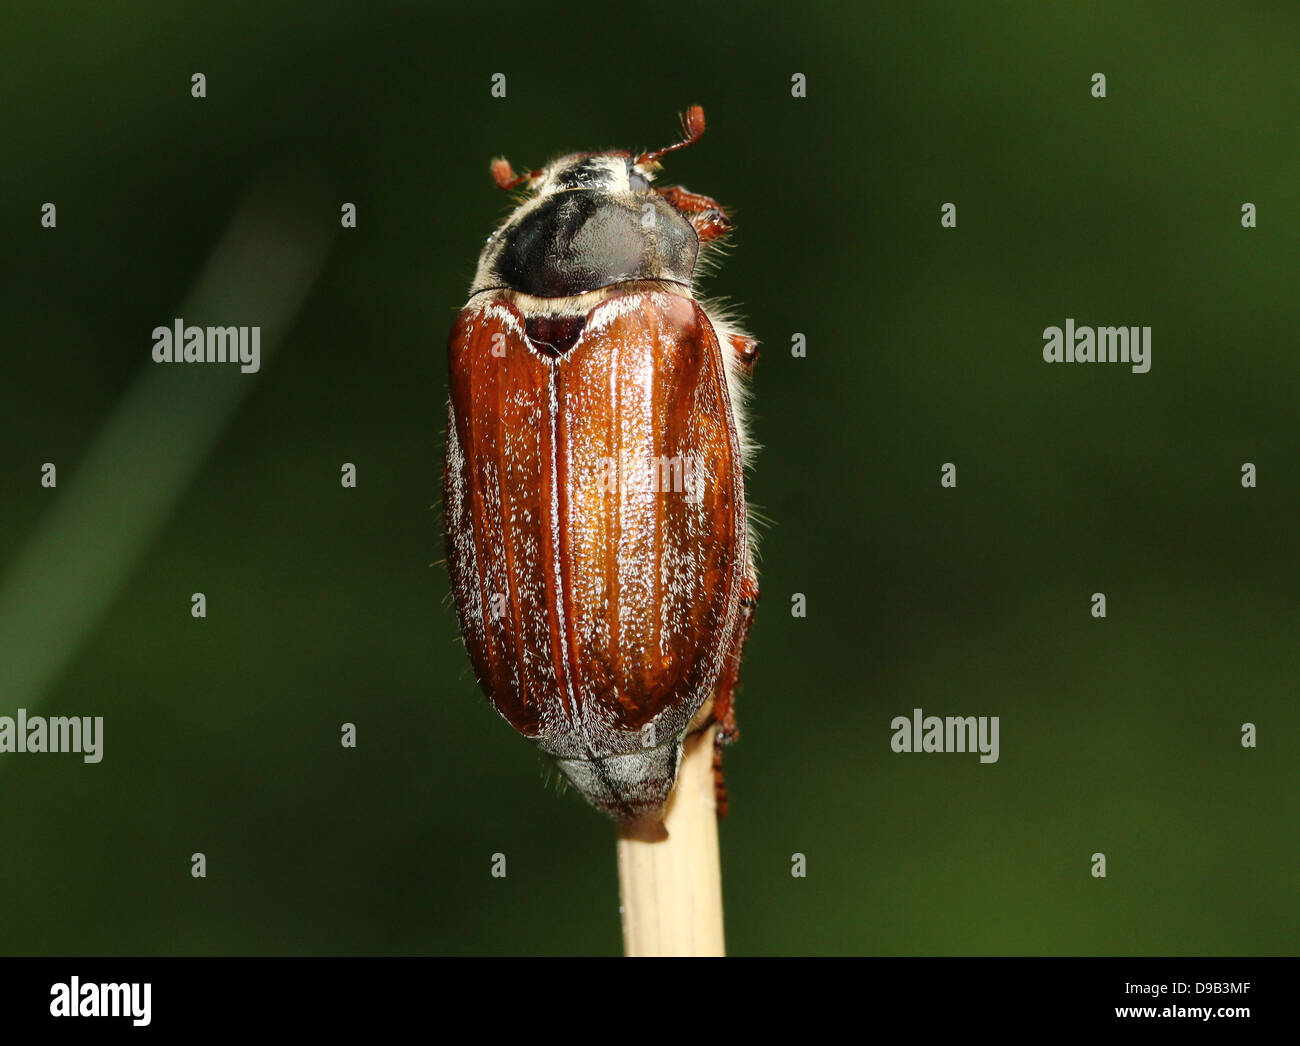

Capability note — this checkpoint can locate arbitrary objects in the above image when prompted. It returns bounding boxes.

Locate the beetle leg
[712,732,733,816]
[657,185,725,215]
[656,185,732,244]
[728,333,760,373]
[714,568,758,746]
[710,562,759,817]
[490,157,543,191]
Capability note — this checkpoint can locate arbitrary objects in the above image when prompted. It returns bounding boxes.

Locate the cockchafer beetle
[443,106,759,836]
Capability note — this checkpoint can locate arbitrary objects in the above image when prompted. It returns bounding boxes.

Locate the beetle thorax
[471,154,699,299]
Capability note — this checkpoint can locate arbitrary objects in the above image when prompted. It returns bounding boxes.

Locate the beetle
[443,106,759,836]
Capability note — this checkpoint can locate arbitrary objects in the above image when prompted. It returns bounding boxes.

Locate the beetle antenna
[635,105,706,167]
[491,158,542,191]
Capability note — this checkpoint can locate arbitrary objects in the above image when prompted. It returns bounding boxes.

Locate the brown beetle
[443,106,758,835]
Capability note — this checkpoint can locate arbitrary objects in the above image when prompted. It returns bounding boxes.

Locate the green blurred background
[1,1,1296,955]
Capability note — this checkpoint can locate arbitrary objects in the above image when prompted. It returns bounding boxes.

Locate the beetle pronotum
[443,106,759,838]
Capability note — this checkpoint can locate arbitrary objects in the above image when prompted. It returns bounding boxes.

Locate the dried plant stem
[616,725,725,956]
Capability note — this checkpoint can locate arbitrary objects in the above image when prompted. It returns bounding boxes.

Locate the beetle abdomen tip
[553,734,686,829]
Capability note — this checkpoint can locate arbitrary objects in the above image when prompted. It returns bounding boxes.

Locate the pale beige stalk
[616,725,725,957]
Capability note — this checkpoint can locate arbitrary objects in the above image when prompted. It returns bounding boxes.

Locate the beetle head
[471,107,708,299]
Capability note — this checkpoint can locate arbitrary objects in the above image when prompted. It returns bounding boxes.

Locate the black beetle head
[472,108,710,299]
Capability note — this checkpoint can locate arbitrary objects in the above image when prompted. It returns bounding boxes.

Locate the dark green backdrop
[1,1,1296,955]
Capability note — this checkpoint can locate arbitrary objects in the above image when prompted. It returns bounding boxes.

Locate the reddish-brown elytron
[444,107,759,833]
